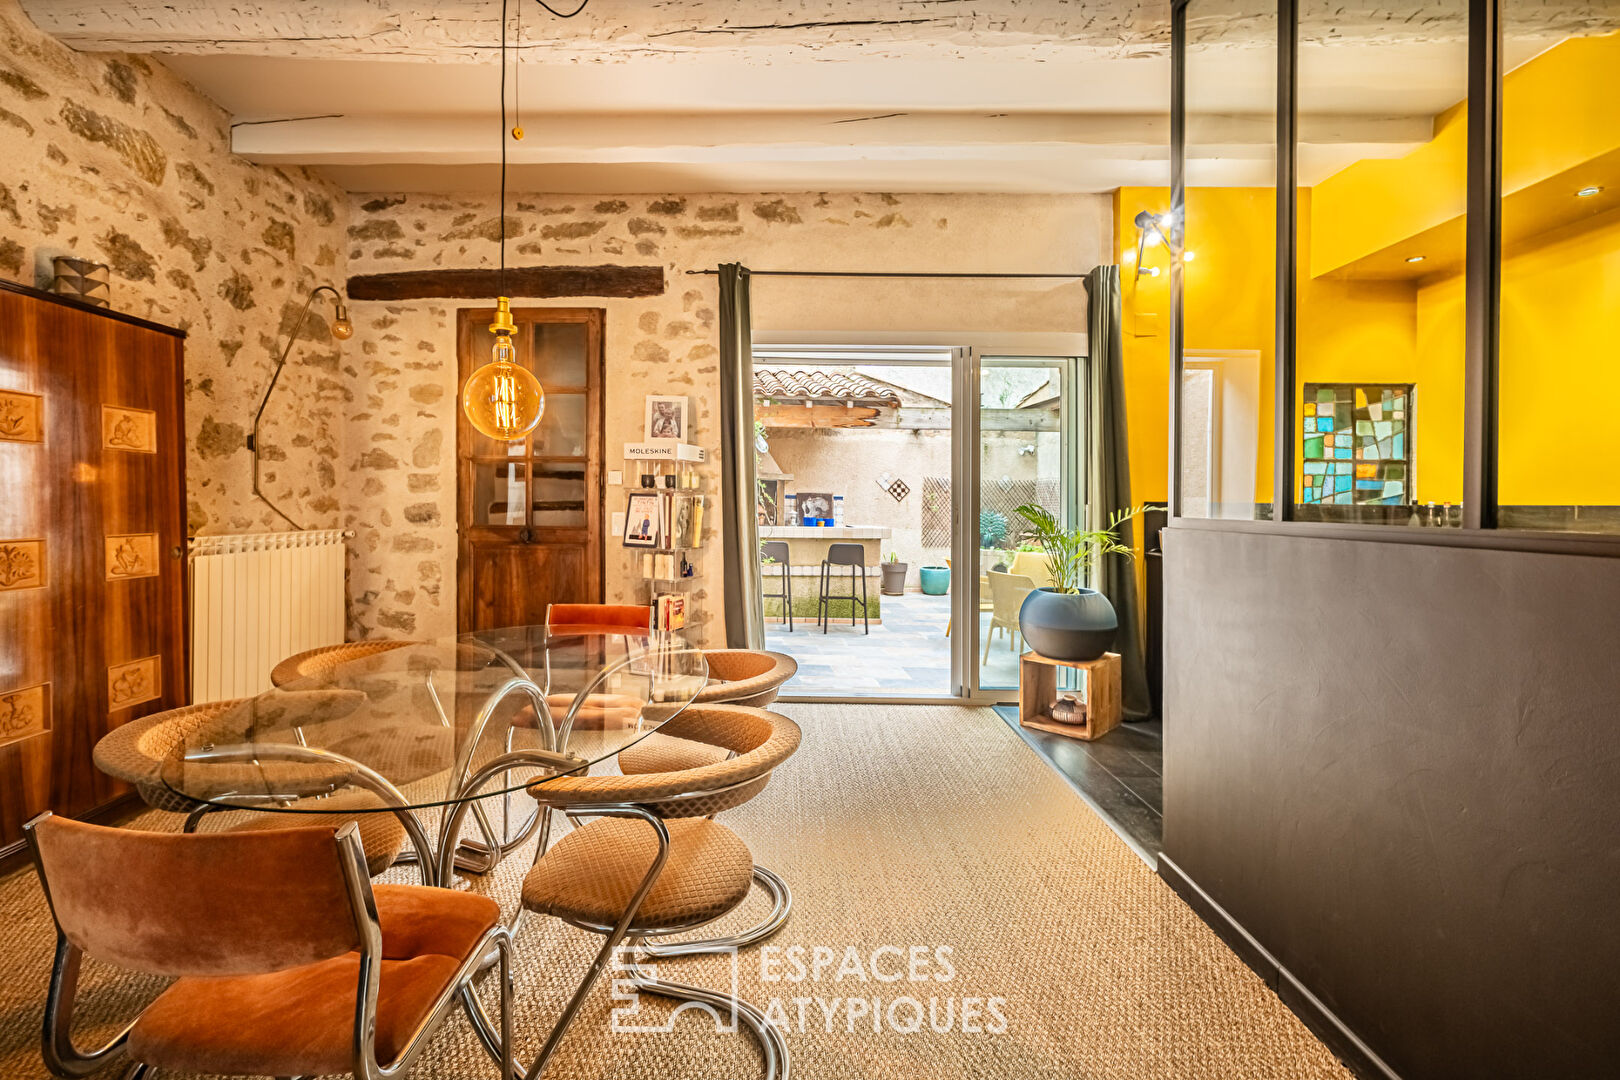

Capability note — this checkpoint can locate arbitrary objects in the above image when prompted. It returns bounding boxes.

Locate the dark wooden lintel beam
[345,264,665,301]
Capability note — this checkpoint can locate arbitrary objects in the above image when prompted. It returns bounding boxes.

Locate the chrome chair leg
[520,807,670,1080]
[624,940,789,1080]
[640,865,791,958]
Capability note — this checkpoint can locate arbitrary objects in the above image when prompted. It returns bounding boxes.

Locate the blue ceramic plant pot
[918,565,951,595]
[1018,587,1117,661]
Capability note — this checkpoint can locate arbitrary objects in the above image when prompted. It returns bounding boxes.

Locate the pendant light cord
[533,0,589,16]
[499,0,508,296]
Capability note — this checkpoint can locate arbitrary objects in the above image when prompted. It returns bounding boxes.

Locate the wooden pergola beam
[346,265,664,301]
[755,402,1059,431]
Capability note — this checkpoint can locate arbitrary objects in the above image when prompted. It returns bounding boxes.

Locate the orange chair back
[27,814,368,977]
[546,603,651,635]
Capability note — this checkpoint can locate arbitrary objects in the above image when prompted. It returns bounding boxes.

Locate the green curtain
[718,264,764,648]
[1085,265,1153,719]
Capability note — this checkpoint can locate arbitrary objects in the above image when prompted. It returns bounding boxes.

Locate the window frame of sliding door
[749,340,969,704]
[752,334,1087,703]
[1167,0,1620,559]
[963,352,1087,704]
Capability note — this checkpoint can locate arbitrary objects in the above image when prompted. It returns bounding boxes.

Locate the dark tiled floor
[992,705,1163,862]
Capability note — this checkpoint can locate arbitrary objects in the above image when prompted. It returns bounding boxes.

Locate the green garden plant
[1013,503,1144,593]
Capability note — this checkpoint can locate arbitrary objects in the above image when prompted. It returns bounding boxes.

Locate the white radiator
[188,530,348,703]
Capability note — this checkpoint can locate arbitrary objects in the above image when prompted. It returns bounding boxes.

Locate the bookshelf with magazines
[622,440,706,638]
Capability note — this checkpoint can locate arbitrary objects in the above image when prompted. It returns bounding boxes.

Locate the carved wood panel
[105,533,160,580]
[0,282,186,851]
[0,389,43,442]
[0,539,46,590]
[0,684,50,748]
[101,405,158,453]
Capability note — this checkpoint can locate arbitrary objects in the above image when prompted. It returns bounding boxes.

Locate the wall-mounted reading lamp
[248,284,353,530]
[1132,209,1182,284]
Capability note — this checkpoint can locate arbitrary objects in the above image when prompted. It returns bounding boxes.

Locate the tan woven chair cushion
[94,700,251,813]
[269,640,418,688]
[220,791,410,877]
[618,733,731,776]
[528,705,799,817]
[522,816,752,931]
[693,650,797,707]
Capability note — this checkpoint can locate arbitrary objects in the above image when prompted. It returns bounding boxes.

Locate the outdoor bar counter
[758,525,893,623]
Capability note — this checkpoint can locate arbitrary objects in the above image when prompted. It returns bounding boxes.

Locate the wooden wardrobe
[0,281,188,855]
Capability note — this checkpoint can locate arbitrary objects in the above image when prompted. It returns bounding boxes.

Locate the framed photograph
[796,491,833,523]
[623,492,662,547]
[644,395,688,441]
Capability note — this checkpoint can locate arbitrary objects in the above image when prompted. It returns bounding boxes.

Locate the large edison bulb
[462,299,544,440]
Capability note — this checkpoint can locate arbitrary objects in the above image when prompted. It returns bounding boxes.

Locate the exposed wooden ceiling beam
[345,265,664,301]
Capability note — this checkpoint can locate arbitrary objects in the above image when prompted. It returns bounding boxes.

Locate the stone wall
[343,191,1109,643]
[0,0,349,535]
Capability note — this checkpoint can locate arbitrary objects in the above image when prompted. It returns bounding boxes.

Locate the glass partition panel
[1292,0,1468,527]
[1497,18,1620,532]
[1178,0,1276,519]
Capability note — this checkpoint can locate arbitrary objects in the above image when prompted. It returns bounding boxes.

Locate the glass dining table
[157,626,709,886]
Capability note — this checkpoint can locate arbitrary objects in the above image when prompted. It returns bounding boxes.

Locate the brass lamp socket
[489,296,518,336]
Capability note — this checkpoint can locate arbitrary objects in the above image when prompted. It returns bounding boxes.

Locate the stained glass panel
[1299,383,1415,507]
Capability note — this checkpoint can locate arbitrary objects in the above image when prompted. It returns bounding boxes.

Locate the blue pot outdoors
[1018,587,1117,661]
[918,565,951,595]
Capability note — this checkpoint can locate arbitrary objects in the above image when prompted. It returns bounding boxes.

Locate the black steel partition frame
[1168,0,1620,559]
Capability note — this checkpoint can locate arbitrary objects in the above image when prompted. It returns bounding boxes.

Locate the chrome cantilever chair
[688,650,798,708]
[498,704,801,1080]
[25,814,513,1080]
[92,698,412,877]
[617,650,800,958]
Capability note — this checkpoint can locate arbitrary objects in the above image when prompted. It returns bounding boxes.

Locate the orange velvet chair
[545,602,652,636]
[25,814,513,1080]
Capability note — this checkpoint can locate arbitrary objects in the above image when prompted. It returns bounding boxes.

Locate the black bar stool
[760,540,793,631]
[817,542,869,634]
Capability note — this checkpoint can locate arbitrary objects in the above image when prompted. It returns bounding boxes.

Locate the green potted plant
[979,509,1009,549]
[1011,503,1143,661]
[880,550,908,595]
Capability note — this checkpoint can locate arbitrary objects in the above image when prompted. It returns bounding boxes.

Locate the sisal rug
[0,703,1351,1079]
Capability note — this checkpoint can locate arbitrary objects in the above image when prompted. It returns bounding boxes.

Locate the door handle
[517,528,533,544]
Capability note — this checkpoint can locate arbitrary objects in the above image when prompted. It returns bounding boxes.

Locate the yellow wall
[1114,186,1278,506]
[1118,31,1620,511]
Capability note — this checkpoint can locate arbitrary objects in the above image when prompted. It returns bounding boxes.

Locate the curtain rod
[684,269,1088,280]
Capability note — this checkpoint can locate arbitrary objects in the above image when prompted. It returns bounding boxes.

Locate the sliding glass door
[970,357,1083,696]
[752,341,1083,702]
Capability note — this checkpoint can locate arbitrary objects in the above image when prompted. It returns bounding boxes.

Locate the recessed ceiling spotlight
[1405,255,1426,263]
[1576,185,1603,198]
[1183,250,1197,261]
[1143,266,1162,277]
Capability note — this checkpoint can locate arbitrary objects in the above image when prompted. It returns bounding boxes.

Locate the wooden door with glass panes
[456,307,603,632]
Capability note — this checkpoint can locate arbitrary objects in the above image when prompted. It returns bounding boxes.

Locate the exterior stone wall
[344,191,1109,643]
[0,0,349,535]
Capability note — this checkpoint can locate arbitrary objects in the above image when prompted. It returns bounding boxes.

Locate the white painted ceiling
[19,0,1593,194]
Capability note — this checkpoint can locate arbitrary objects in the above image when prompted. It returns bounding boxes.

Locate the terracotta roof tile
[753,368,900,406]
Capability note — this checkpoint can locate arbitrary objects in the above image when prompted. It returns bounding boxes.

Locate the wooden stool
[1017,651,1122,741]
